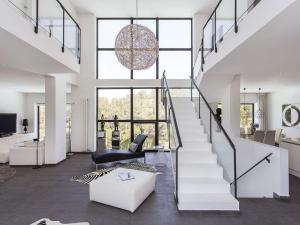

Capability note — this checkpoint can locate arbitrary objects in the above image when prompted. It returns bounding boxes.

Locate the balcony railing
[200,0,262,71]
[7,0,81,64]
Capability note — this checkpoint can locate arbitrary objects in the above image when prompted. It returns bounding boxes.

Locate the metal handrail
[230,153,273,185]
[14,0,82,63]
[191,77,238,198]
[161,71,183,203]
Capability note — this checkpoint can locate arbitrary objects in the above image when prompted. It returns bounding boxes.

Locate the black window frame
[96,87,190,150]
[96,17,193,80]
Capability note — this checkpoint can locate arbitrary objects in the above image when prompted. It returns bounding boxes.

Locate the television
[0,113,17,136]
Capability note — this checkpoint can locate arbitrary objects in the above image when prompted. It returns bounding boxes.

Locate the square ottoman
[89,168,156,212]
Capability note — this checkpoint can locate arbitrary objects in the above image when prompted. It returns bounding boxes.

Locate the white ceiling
[203,0,300,97]
[0,66,45,93]
[69,0,218,17]
[0,66,72,93]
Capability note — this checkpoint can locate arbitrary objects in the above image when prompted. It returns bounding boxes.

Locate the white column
[45,76,66,164]
[221,75,240,137]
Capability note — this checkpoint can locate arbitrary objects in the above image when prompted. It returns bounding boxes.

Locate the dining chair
[253,130,265,143]
[264,130,276,146]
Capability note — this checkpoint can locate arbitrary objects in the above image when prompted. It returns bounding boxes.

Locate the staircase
[172,97,239,211]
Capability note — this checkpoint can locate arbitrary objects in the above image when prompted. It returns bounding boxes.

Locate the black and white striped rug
[70,162,158,184]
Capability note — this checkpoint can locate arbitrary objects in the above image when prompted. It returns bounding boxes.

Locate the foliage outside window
[240,104,254,135]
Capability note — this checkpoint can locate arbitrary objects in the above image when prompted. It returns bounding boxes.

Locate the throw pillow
[129,142,138,152]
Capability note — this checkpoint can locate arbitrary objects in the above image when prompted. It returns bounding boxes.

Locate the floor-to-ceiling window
[97,88,169,150]
[96,18,192,79]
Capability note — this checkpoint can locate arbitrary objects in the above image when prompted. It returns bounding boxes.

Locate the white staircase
[172,97,239,211]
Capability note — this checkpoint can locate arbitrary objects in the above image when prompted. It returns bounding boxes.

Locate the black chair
[92,134,148,169]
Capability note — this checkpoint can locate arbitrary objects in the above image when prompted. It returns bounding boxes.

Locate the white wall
[201,108,289,198]
[267,87,300,138]
[240,93,267,130]
[23,92,71,135]
[0,89,25,133]
[221,75,240,137]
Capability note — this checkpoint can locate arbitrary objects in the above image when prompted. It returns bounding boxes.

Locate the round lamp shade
[115,24,159,70]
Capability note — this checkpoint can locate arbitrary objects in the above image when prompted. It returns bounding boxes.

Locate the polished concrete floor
[0,153,300,225]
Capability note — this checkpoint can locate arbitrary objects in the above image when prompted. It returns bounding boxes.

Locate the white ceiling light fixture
[114,0,159,70]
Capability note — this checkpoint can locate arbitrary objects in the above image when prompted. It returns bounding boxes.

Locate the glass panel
[159,20,191,48]
[133,63,156,79]
[199,98,236,195]
[133,89,156,120]
[134,123,155,149]
[216,0,235,44]
[99,122,131,149]
[158,90,166,120]
[39,0,63,44]
[240,104,254,135]
[237,0,261,21]
[134,19,156,34]
[98,89,131,120]
[98,20,130,48]
[65,13,78,56]
[98,51,130,79]
[8,0,37,24]
[203,18,214,57]
[159,122,168,148]
[159,51,191,79]
[170,89,190,98]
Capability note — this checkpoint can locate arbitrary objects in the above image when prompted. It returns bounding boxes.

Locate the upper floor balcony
[0,0,81,75]
[194,0,296,79]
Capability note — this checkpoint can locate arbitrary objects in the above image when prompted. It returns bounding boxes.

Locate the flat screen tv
[0,113,17,136]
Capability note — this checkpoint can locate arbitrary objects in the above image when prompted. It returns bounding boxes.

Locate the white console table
[280,138,300,178]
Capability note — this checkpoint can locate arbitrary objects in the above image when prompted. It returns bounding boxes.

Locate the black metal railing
[190,77,238,198]
[230,153,273,185]
[161,71,183,203]
[200,0,262,71]
[7,0,81,64]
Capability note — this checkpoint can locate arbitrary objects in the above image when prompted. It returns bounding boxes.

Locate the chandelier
[114,0,159,70]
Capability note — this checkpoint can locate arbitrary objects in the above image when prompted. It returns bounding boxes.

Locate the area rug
[0,165,16,183]
[71,162,158,184]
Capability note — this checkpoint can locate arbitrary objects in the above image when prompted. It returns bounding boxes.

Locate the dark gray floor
[1,153,300,225]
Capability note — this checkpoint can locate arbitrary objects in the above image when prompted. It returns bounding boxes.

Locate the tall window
[97,18,192,79]
[97,88,168,150]
[240,104,254,135]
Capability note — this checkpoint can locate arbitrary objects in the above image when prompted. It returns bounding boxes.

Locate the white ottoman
[89,168,156,212]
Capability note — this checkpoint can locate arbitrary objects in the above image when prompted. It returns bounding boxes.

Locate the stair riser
[178,202,239,211]
[179,184,230,194]
[179,169,223,179]
[179,155,217,164]
[182,144,212,152]
[181,136,208,143]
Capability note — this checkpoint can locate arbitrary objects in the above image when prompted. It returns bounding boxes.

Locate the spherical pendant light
[115,24,159,70]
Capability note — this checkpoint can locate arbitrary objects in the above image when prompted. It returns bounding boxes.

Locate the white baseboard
[289,169,300,178]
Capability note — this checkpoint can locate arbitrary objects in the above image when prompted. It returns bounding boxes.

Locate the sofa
[10,140,44,166]
[0,133,35,163]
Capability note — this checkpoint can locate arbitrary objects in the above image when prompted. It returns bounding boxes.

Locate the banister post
[235,0,238,33]
[34,0,39,33]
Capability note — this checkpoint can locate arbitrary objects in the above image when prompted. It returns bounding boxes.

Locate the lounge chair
[92,134,148,169]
